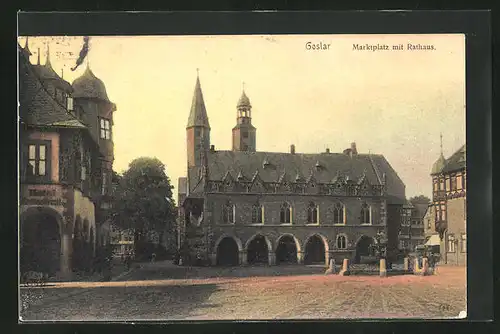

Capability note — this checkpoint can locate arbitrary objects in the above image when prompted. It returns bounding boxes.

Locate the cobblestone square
[20,263,466,321]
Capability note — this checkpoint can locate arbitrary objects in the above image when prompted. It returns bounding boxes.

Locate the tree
[111,157,176,260]
[409,195,431,205]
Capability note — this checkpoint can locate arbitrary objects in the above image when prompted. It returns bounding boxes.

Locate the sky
[19,34,465,200]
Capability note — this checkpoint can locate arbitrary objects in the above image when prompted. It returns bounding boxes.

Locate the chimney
[290,144,295,154]
[351,142,357,155]
[325,148,330,154]
[210,145,215,152]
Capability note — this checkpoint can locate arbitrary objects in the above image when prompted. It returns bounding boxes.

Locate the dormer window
[100,118,111,140]
[263,158,270,168]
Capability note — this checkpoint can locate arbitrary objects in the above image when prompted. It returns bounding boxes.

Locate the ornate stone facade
[178,75,406,266]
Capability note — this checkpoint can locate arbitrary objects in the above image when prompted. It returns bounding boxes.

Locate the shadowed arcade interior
[304,235,325,265]
[21,212,61,275]
[355,235,375,264]
[216,237,239,266]
[246,235,269,265]
[275,235,298,264]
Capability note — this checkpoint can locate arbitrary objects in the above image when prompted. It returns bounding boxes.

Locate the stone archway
[304,234,327,265]
[216,237,240,266]
[20,209,61,276]
[246,234,271,265]
[355,235,375,264]
[275,234,300,264]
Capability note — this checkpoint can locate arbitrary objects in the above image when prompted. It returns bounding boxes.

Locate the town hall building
[177,75,407,267]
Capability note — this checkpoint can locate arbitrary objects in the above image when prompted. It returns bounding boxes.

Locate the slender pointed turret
[186,71,211,168]
[431,133,446,175]
[187,71,210,129]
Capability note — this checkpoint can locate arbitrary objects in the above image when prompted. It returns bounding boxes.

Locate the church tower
[187,73,211,168]
[232,87,256,152]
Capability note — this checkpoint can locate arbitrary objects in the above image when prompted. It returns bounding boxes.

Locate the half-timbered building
[19,39,116,279]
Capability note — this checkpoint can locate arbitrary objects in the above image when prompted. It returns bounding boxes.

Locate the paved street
[20,261,466,321]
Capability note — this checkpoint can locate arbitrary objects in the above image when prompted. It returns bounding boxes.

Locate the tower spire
[187,71,210,129]
[440,132,443,155]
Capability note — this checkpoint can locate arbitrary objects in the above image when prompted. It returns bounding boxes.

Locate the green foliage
[409,195,431,205]
[111,157,177,254]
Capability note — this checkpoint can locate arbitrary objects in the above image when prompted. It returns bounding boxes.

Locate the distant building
[428,143,466,265]
[398,200,426,251]
[109,226,134,257]
[18,39,116,279]
[177,74,407,266]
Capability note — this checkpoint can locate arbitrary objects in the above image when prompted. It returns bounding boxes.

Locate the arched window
[252,202,264,224]
[336,235,347,249]
[307,202,318,224]
[333,202,345,225]
[360,203,371,225]
[222,201,234,224]
[280,202,292,224]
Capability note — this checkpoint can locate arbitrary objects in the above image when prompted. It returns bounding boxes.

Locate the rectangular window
[67,97,74,111]
[26,142,50,179]
[461,234,466,252]
[100,118,111,140]
[433,180,438,191]
[451,176,457,191]
[456,174,463,190]
[445,177,450,192]
[439,179,444,190]
[440,203,446,221]
[242,131,249,138]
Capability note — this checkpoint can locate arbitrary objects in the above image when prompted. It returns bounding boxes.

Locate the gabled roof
[195,150,405,200]
[18,44,86,129]
[412,203,429,219]
[441,144,466,173]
